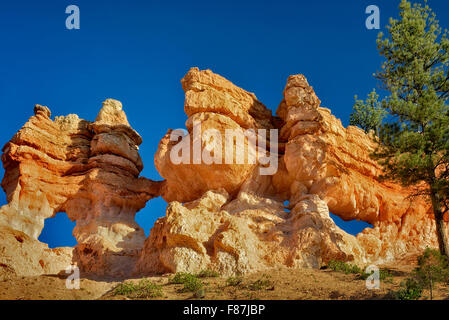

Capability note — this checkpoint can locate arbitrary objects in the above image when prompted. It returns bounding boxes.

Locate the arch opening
[135,196,168,237]
[329,212,373,236]
[38,212,77,248]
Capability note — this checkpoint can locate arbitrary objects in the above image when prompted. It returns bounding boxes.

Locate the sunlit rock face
[136,187,366,276]
[0,68,445,279]
[0,100,162,277]
[155,68,276,204]
[139,70,443,275]
[0,225,73,279]
[276,75,438,264]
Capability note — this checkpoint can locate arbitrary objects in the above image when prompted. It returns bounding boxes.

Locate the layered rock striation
[0,100,162,277]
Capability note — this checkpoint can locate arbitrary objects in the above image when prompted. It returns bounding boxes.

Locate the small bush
[327,260,362,275]
[328,260,394,285]
[394,278,423,300]
[415,248,449,284]
[248,274,273,291]
[226,276,243,287]
[113,279,163,299]
[169,272,197,284]
[379,269,394,281]
[194,287,206,298]
[182,277,203,293]
[413,248,449,299]
[359,268,394,281]
[169,272,204,294]
[197,269,220,278]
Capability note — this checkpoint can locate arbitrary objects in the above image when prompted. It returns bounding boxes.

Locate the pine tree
[350,89,387,135]
[372,0,449,257]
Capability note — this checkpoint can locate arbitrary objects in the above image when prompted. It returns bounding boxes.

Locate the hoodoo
[0,68,444,278]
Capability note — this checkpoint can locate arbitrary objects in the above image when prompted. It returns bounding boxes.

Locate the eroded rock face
[0,99,162,277]
[139,69,445,275]
[1,68,446,278]
[0,226,73,279]
[156,68,275,203]
[275,75,438,263]
[136,187,365,276]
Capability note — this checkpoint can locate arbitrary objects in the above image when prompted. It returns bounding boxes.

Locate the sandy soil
[0,274,116,300]
[1,258,449,300]
[100,267,449,300]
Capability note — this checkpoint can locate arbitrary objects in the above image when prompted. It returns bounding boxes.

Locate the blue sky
[1,0,448,248]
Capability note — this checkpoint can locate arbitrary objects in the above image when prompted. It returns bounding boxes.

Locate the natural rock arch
[0,68,445,278]
[0,100,162,277]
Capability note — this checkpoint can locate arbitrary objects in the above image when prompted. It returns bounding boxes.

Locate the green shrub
[113,279,163,299]
[380,269,394,281]
[413,248,449,299]
[169,272,204,294]
[169,272,196,284]
[327,260,362,275]
[359,268,394,281]
[181,277,203,293]
[197,269,220,278]
[394,278,423,300]
[226,276,243,287]
[415,248,449,283]
[114,282,136,296]
[328,260,394,285]
[392,248,449,300]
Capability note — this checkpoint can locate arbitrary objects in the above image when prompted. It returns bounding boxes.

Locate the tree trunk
[430,193,449,258]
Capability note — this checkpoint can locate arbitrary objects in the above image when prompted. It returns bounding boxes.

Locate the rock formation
[137,69,443,274]
[156,68,275,203]
[0,67,446,278]
[0,100,162,277]
[275,75,439,263]
[0,225,72,280]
